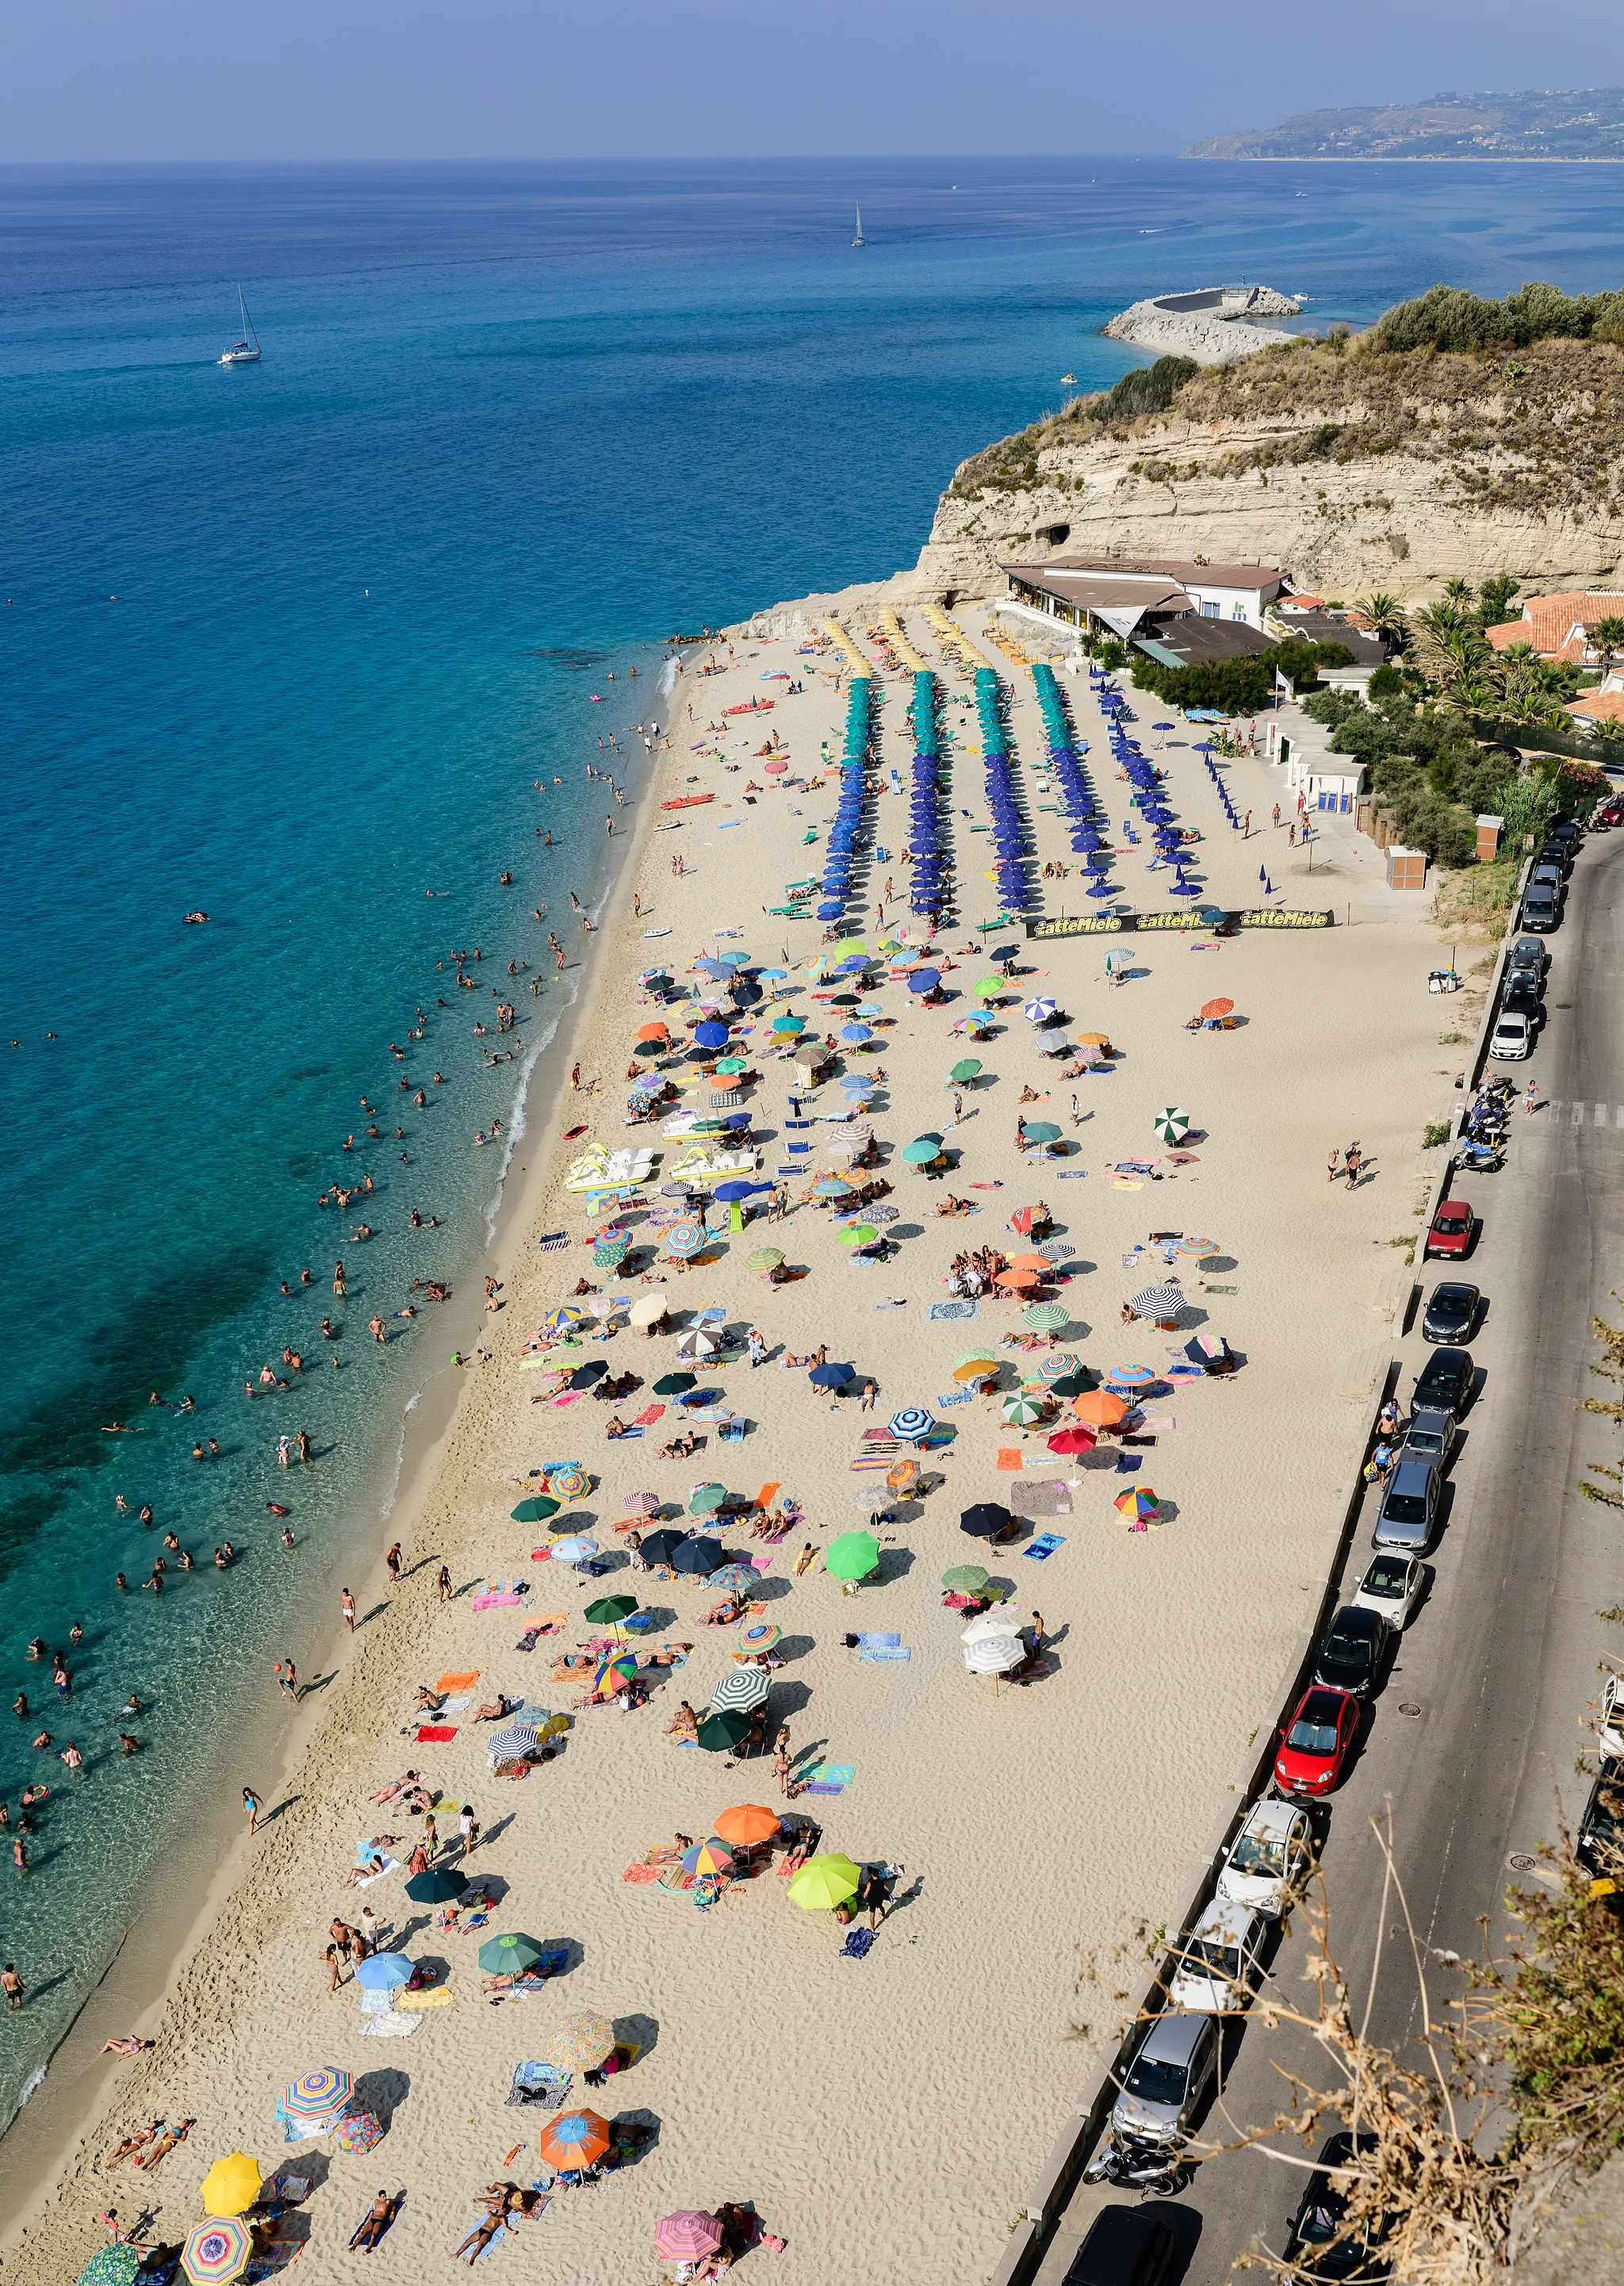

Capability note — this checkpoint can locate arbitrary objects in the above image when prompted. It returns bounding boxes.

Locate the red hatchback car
[1423,1198,1473,1261]
[1274,1687,1360,1798]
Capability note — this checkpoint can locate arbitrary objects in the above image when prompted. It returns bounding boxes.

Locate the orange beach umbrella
[1073,1391,1129,1428]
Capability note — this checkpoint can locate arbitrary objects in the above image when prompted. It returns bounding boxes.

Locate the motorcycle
[1458,1143,1504,1174]
[1084,2129,1193,2196]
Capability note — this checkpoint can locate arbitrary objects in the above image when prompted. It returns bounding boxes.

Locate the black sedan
[1413,1346,1474,1419]
[1422,1283,1480,1345]
[1284,2131,1388,2280]
[1312,1605,1390,1700]
[1501,976,1543,1024]
[1576,1764,1624,1882]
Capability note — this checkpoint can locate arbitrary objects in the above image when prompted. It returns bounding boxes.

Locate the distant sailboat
[218,286,262,367]
[852,202,865,248]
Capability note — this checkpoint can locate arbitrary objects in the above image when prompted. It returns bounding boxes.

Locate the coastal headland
[6,565,1458,2283]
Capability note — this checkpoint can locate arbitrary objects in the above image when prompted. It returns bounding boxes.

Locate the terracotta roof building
[1484,591,1624,664]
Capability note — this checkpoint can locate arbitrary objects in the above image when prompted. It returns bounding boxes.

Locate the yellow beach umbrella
[200,2152,262,2217]
[787,1852,862,1910]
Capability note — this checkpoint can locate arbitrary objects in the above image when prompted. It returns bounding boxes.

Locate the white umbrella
[961,1608,1021,1645]
[963,1633,1026,1674]
[550,1536,600,1564]
[676,1327,722,1361]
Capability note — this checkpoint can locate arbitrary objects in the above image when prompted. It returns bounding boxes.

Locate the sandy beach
[6,603,1459,2285]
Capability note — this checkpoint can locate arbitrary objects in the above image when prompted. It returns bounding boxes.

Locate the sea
[4,153,1624,2130]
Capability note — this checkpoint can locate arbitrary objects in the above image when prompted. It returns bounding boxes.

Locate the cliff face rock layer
[909,335,1624,603]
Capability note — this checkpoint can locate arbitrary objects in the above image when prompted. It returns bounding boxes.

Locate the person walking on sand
[1344,1140,1363,1191]
[275,1660,298,1702]
[342,1587,357,1633]
[243,1786,262,1836]
[1327,1147,1340,1184]
[385,1541,402,1584]
[459,1803,481,1855]
[438,1564,452,1604]
[772,1725,794,1797]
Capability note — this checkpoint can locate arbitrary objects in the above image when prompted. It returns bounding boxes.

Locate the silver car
[1110,2010,1220,2146]
[1168,1897,1267,2013]
[1216,1797,1315,1918]
[1401,1405,1457,1472]
[1374,1454,1440,1552]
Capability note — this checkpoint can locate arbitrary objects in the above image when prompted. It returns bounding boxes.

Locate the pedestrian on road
[1525,1079,1539,1116]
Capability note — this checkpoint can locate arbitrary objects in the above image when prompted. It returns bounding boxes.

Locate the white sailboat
[852,202,865,248]
[218,286,262,366]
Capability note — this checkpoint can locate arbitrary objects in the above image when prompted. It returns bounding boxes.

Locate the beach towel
[1007,1479,1072,1517]
[473,1592,523,1610]
[396,1985,455,2010]
[1115,1453,1142,1474]
[858,1645,910,1663]
[358,2014,421,2038]
[856,1631,900,1648]
[840,1928,875,1959]
[928,1299,979,1321]
[538,1231,569,1251]
[936,1388,972,1406]
[437,1671,480,1694]
[549,1392,584,1408]
[439,1691,475,1715]
[754,1480,781,1511]
[621,1864,661,1883]
[996,1447,1024,1472]
[414,1725,458,1743]
[634,1404,665,1426]
[802,1763,854,1793]
[1024,1532,1067,1560]
[352,1855,400,1888]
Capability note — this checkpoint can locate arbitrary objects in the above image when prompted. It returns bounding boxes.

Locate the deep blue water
[3,153,1623,2124]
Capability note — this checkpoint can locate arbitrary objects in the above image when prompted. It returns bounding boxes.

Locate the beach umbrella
[680,1837,736,1878]
[787,1852,862,1910]
[714,1802,779,1846]
[201,2154,262,2218]
[656,2214,726,2265]
[941,1564,990,1594]
[1036,1351,1079,1384]
[180,2219,254,2286]
[964,1632,1027,1674]
[1151,1106,1190,1144]
[664,1222,706,1258]
[1022,997,1057,1023]
[714,1058,749,1076]
[676,1327,722,1361]
[639,1527,684,1565]
[952,1354,998,1384]
[584,1594,639,1630]
[1105,1363,1158,1391]
[1046,1425,1097,1455]
[811,1175,855,1199]
[963,1607,1023,1645]
[477,1932,546,1974]
[994,1268,1040,1291]
[629,1293,668,1328]
[592,1235,630,1266]
[887,1406,933,1442]
[1186,1332,1230,1364]
[694,1022,730,1050]
[405,1866,467,1904]
[1077,1032,1112,1047]
[280,2066,353,2125]
[538,2108,613,2169]
[624,1490,661,1516]
[592,1652,639,1700]
[695,1708,753,1752]
[1114,1486,1161,1522]
[544,2011,617,2072]
[746,1246,785,1272]
[1199,997,1234,1020]
[713,1181,759,1204]
[772,1013,806,1034]
[511,1495,561,1525]
[902,1135,944,1165]
[76,2251,144,2286]
[974,977,1004,1000]
[960,1503,1011,1540]
[546,1465,590,1500]
[1021,1122,1062,1146]
[949,1058,982,1083]
[687,1482,728,1517]
[1174,1236,1220,1264]
[354,1951,413,1990]
[711,1666,770,1712]
[707,1561,757,1595]
[673,1535,725,1575]
[825,1529,880,1580]
[809,1361,854,1388]
[840,1023,873,1044]
[653,1372,697,1396]
[1002,1392,1046,1426]
[735,1620,781,1655]
[837,1223,879,1249]
[550,1535,600,1564]
[1128,1285,1185,1322]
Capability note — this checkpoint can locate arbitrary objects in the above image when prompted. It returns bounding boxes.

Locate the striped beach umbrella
[711,1666,770,1712]
[546,1465,590,1501]
[1114,1486,1161,1522]
[1128,1285,1185,1321]
[1022,996,1057,1023]
[1023,1303,1070,1331]
[540,1304,586,1334]
[623,1491,661,1516]
[180,2219,254,2285]
[1002,1392,1046,1425]
[887,1406,933,1442]
[735,1620,781,1655]
[488,1724,541,1759]
[1105,1363,1158,1390]
[940,1564,990,1594]
[655,2213,726,2263]
[1174,1235,1220,1263]
[537,2109,612,2169]
[282,2067,352,2125]
[1036,1352,1079,1384]
[1152,1105,1190,1143]
[680,1837,735,1877]
[544,2012,617,2072]
[886,1457,921,1494]
[746,1246,785,1272]
[664,1221,706,1257]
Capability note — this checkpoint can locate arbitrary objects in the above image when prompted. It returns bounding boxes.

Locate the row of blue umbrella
[817,677,875,921]
[975,667,1035,913]
[1101,682,1204,901]
[906,670,952,919]
[1032,663,1113,901]
[1198,743,1242,835]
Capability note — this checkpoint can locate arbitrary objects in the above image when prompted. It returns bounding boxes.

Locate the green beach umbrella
[949,1059,982,1083]
[837,1223,879,1247]
[940,1564,990,1595]
[1152,1105,1190,1144]
[745,1246,784,1272]
[1022,1121,1062,1145]
[1023,1303,1070,1331]
[477,1931,546,1975]
[825,1529,880,1580]
[653,1372,696,1396]
[714,1057,749,1074]
[787,1852,862,1910]
[687,1482,728,1515]
[77,2252,144,2286]
[1002,1393,1046,1426]
[696,1708,753,1752]
[511,1495,561,1525]
[584,1594,639,1629]
[974,977,1005,1000]
[902,1135,944,1165]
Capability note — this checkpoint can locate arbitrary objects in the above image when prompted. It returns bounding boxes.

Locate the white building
[1264,713,1366,814]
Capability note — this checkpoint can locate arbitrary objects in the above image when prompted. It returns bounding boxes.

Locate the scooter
[1458,1142,1504,1174]
[1084,2129,1193,2195]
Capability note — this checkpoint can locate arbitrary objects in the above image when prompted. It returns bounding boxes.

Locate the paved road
[1038,827,1624,2286]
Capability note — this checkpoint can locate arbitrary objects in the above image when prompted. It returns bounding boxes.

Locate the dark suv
[1312,1605,1390,1698]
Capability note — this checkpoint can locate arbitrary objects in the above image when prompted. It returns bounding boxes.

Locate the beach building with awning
[1001,554,1284,633]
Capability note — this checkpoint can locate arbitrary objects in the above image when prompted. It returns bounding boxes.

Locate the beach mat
[396,1985,455,2011]
[436,1671,481,1694]
[858,1645,910,1662]
[1007,1479,1072,1517]
[1023,1532,1067,1561]
[414,1725,458,1743]
[855,1632,899,1648]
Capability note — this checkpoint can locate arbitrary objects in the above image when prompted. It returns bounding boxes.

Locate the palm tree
[1352,591,1409,650]
[1442,576,1474,607]
[1588,614,1624,680]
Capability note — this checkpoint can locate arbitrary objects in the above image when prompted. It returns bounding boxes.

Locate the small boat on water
[1060,373,1077,385]
[218,286,262,366]
[852,201,865,248]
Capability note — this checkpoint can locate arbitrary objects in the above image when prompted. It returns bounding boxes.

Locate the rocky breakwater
[906,332,1624,604]
[1105,284,1304,366]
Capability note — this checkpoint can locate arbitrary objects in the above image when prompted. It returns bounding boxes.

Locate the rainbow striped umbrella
[1113,1486,1161,1521]
[1036,1352,1079,1384]
[680,1837,735,1877]
[180,2219,253,2286]
[735,1620,781,1655]
[593,1653,639,1698]
[546,1465,590,1501]
[1105,1363,1158,1389]
[282,2066,351,2124]
[664,1221,706,1257]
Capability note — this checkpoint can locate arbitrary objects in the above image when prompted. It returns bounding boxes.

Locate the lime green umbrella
[477,1931,546,1974]
[825,1530,880,1580]
[974,977,1005,1000]
[940,1564,990,1594]
[837,1223,879,1247]
[949,1059,982,1083]
[902,1135,944,1165]
[787,1852,863,1909]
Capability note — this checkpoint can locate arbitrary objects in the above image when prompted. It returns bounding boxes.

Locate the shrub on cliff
[1371,279,1624,354]
[1087,355,1199,427]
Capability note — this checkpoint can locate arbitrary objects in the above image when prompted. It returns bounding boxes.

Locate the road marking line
[1599,1105,1611,1126]
[1572,1101,1586,1125]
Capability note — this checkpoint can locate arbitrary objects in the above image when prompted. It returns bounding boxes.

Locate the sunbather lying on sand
[134,2118,193,2171]
[473,1694,513,1721]
[105,2120,163,2166]
[702,1592,748,1628]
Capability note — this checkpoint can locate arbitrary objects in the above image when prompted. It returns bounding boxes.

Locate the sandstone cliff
[904,334,1624,605]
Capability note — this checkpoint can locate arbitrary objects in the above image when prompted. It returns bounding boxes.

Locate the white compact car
[1599,1673,1624,1762]
[1489,1011,1531,1061]
[1168,1897,1267,2013]
[1216,1797,1315,1918]
[1351,1552,1426,1631]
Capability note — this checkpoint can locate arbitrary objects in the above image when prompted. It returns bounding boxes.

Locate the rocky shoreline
[1105,283,1304,366]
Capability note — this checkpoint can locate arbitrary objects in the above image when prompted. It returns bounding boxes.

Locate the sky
[6,0,1624,162]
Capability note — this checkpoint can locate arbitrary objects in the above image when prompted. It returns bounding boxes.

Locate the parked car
[1399,1406,1457,1472]
[1576,1764,1624,1882]
[1351,1552,1426,1631]
[1423,1281,1480,1344]
[1535,840,1573,877]
[1528,861,1565,898]
[1312,1604,1390,1699]
[1593,802,1624,832]
[1501,975,1543,1025]
[1413,1346,1474,1418]
[1216,1796,1316,1918]
[1169,1897,1268,2012]
[1488,1010,1531,1061]
[1549,817,1583,847]
[1283,2131,1388,2280]
[1423,1200,1474,1261]
[1599,1675,1624,1762]
[1110,2010,1220,2146]
[1064,2208,1176,2286]
[1275,1686,1361,1797]
[1507,936,1549,979]
[1374,1457,1440,1553]
[1522,890,1560,934]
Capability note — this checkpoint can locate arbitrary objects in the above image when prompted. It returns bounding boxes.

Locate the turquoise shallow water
[2,154,1623,2124]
